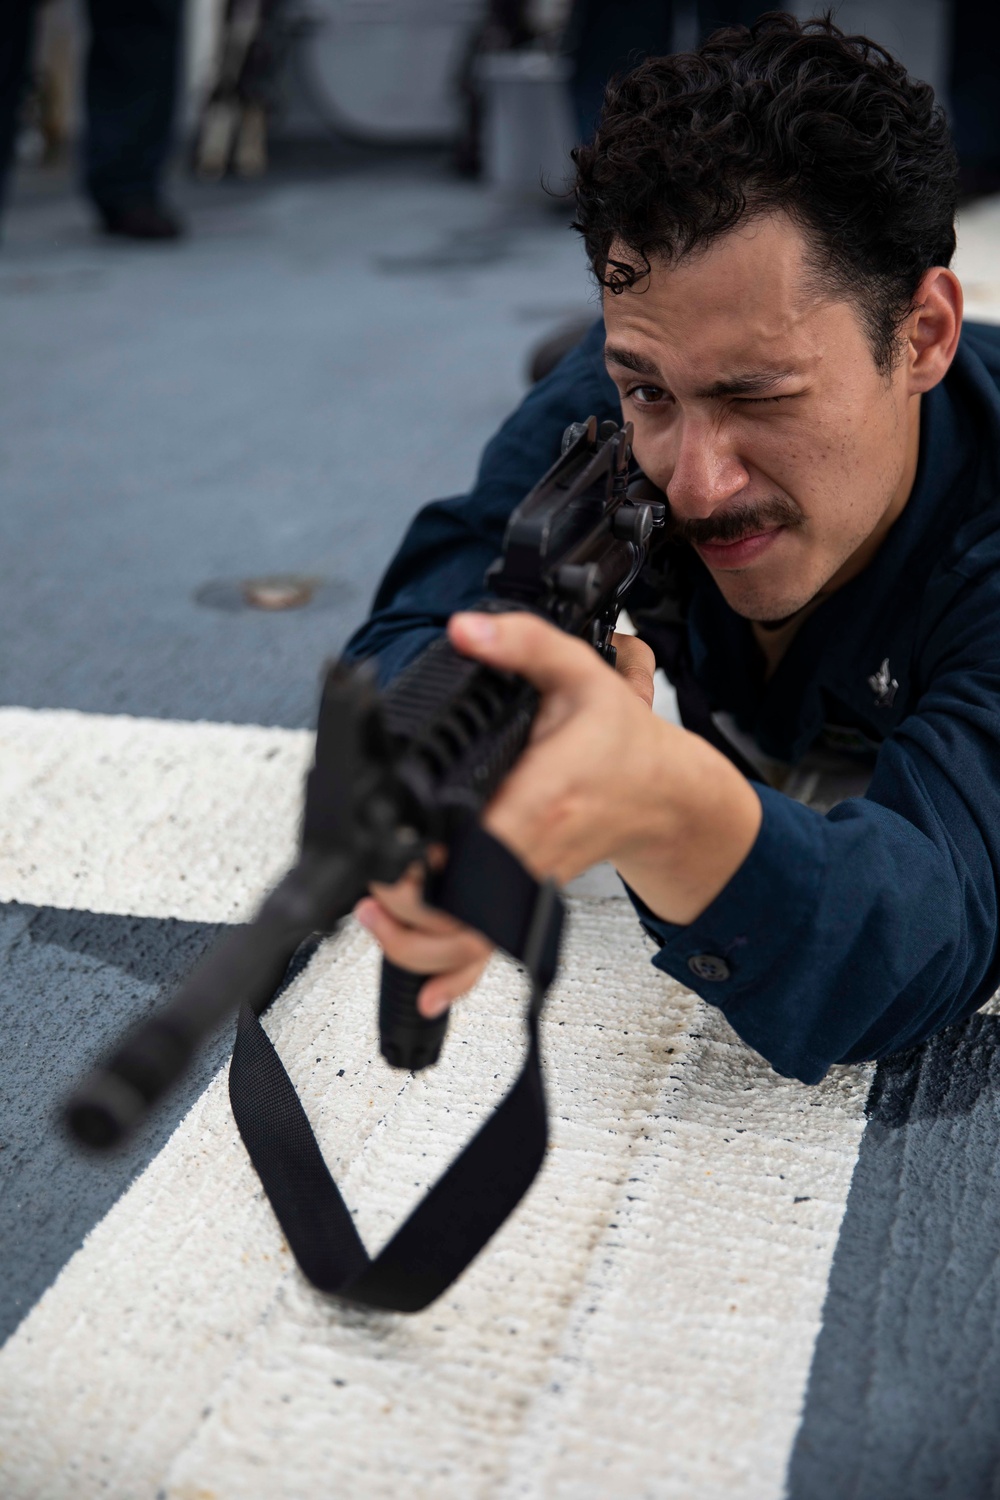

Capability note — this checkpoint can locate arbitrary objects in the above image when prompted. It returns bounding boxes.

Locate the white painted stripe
[0,707,311,921]
[0,891,870,1500]
[955,199,1000,325]
[0,703,622,912]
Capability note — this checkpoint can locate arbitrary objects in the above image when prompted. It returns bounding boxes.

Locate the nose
[661,413,750,521]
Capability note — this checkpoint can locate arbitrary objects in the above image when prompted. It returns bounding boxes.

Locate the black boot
[97,197,184,240]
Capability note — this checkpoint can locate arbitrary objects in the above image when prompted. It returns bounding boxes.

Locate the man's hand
[356,612,761,1017]
[356,625,655,1016]
[357,860,494,1018]
[611,630,657,708]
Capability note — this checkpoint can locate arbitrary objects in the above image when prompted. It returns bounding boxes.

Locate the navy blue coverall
[345,318,1000,1084]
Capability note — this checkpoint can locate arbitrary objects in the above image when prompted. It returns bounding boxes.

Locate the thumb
[448,611,602,695]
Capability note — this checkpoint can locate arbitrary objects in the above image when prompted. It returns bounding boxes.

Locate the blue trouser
[564,0,767,139]
[950,0,1000,183]
[0,0,183,217]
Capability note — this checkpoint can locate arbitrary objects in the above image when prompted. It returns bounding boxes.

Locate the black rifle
[64,415,665,1310]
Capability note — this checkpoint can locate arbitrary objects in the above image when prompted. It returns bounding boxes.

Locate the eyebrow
[699,369,798,399]
[604,345,798,398]
[604,345,662,378]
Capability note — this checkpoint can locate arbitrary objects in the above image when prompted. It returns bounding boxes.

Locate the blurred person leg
[697,3,769,41]
[0,0,40,222]
[564,2,766,146]
[529,2,675,381]
[83,0,185,238]
[564,0,676,142]
[950,0,1000,201]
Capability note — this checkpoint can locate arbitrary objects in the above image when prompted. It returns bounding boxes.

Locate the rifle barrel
[65,851,361,1150]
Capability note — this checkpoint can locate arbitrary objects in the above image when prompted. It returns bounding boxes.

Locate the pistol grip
[378,957,449,1071]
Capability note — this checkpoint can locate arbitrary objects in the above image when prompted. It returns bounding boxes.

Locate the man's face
[602,214,919,621]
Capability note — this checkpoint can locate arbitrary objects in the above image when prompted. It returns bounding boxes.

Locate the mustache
[666,496,803,547]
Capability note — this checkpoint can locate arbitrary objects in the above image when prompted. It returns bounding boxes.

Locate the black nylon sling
[229,821,564,1313]
[637,614,764,784]
[229,587,758,1313]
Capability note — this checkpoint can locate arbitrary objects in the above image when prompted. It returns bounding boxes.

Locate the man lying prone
[344,14,997,1085]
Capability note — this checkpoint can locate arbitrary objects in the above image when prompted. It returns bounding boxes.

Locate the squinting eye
[629,385,665,405]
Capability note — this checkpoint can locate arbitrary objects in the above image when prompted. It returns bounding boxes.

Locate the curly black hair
[571,11,959,373]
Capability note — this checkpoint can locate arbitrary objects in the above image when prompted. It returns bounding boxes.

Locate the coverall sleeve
[343,319,620,684]
[634,570,1000,1083]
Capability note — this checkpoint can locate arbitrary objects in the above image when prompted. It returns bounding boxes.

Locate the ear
[904,266,963,395]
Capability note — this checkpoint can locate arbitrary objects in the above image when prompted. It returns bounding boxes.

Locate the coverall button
[688,953,731,982]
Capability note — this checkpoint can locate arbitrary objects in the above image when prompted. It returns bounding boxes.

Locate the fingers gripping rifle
[65,417,665,1310]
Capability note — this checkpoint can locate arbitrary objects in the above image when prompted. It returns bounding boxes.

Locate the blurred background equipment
[5,3,991,228]
[193,0,277,179]
[454,1,571,179]
[191,0,491,158]
[299,0,487,142]
[474,46,575,198]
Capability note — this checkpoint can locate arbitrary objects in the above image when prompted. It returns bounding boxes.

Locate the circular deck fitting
[242,575,318,611]
[194,576,353,613]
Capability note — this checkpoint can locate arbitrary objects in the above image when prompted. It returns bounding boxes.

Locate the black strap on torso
[228,821,563,1313]
[636,614,764,785]
[624,532,763,785]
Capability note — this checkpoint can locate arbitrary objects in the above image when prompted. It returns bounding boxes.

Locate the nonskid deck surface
[2,165,1000,1499]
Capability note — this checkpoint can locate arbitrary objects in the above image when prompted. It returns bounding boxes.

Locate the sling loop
[229,821,564,1312]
